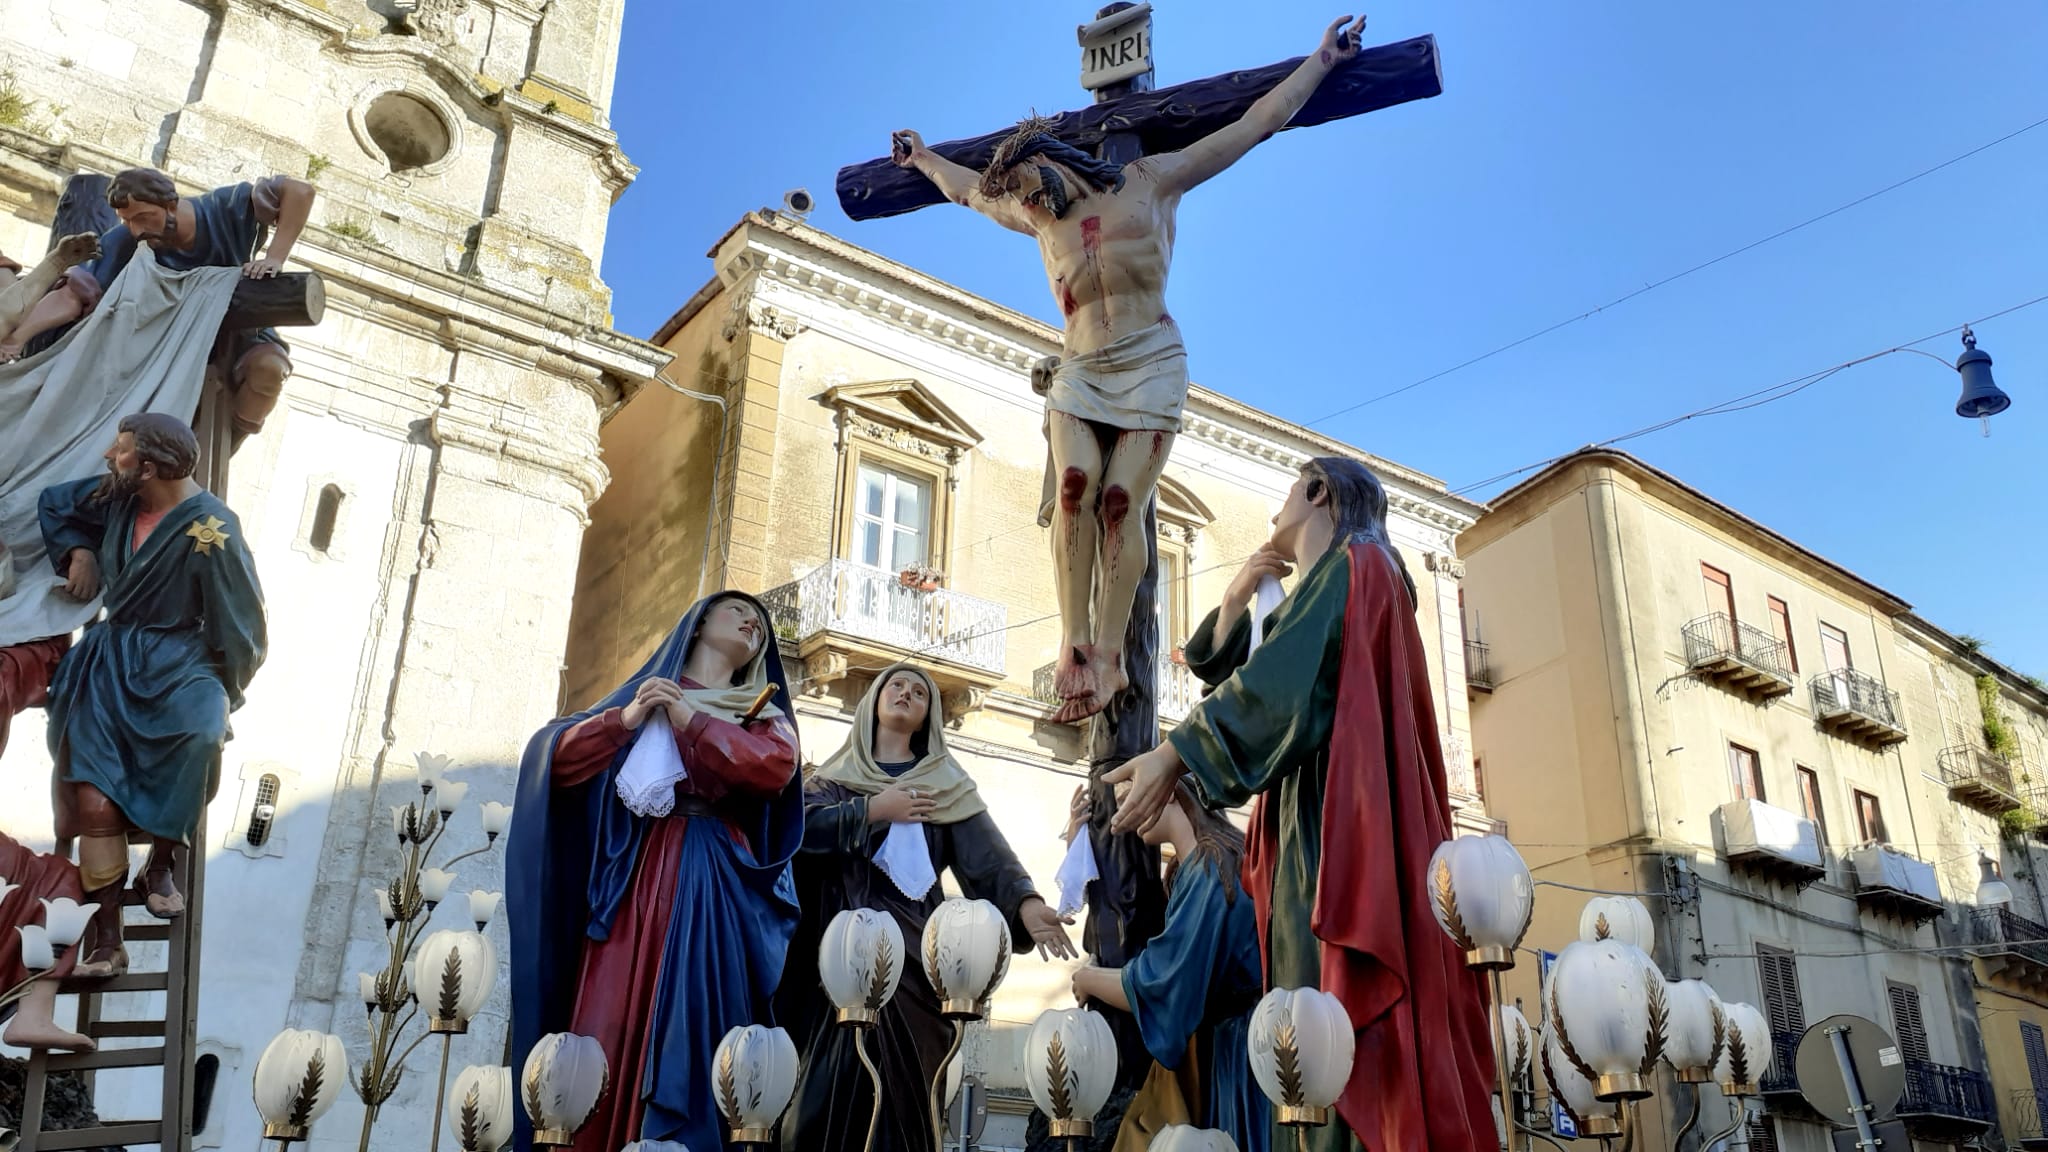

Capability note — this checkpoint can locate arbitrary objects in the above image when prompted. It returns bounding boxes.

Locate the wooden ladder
[15,839,205,1152]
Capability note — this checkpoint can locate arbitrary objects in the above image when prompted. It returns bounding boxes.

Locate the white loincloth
[1034,320,1190,526]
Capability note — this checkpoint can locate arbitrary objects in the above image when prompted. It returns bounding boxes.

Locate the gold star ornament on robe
[186,516,230,556]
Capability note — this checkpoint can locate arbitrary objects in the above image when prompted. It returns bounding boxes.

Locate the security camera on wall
[783,189,814,221]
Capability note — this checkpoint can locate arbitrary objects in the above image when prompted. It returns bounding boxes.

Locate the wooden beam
[220,271,326,331]
[837,35,1442,220]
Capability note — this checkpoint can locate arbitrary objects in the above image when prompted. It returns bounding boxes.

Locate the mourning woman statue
[1068,781,1268,1152]
[781,662,1076,1152]
[509,592,803,1152]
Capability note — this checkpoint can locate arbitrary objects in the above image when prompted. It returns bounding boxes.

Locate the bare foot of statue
[1,980,95,1052]
[1052,645,1126,723]
[0,342,21,363]
[1054,644,1093,703]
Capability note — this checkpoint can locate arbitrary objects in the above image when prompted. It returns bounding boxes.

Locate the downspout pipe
[660,376,729,601]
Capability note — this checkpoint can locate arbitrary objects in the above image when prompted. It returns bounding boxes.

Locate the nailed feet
[1051,645,1127,724]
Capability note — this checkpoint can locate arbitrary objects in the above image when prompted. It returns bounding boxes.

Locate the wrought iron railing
[759,559,1007,676]
[1682,613,1792,680]
[1760,1030,1803,1094]
[1939,744,2022,798]
[1970,905,2048,968]
[1465,640,1494,690]
[1810,668,1905,731]
[1898,1058,1996,1124]
[2012,1086,2047,1141]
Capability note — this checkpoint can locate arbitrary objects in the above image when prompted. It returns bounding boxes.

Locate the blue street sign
[1539,949,1578,1139]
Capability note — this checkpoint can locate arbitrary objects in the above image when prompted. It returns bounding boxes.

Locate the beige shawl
[812,663,985,823]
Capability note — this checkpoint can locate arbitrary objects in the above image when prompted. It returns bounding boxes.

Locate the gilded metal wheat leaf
[1275,1024,1305,1107]
[867,935,894,1010]
[925,929,948,1001]
[1046,1032,1073,1118]
[523,1064,545,1127]
[1641,977,1670,1075]
[1706,999,1726,1073]
[1727,1028,1751,1085]
[1593,912,1612,940]
[718,1044,741,1123]
[439,949,464,1019]
[1432,858,1473,950]
[460,1086,484,1151]
[1549,988,1599,1086]
[289,1052,326,1126]
[1540,1038,1586,1129]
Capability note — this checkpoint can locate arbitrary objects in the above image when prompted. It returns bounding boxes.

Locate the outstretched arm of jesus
[892,130,1035,236]
[1150,15,1367,195]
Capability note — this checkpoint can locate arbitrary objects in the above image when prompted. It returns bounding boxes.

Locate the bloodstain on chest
[1079,217,1109,332]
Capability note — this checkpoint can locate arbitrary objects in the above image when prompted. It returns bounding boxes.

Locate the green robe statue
[40,478,266,844]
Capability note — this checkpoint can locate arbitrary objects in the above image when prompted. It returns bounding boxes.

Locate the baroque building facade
[565,208,1491,1143]
[0,2,665,1149]
[1461,449,2048,1152]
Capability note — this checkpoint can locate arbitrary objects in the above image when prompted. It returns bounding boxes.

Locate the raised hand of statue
[868,782,936,825]
[890,129,926,169]
[620,676,684,729]
[1019,896,1079,961]
[1225,544,1293,616]
[1319,14,1368,66]
[59,547,100,601]
[241,255,285,279]
[1104,742,1186,837]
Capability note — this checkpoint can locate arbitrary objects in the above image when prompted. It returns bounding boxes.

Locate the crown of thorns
[979,115,1127,200]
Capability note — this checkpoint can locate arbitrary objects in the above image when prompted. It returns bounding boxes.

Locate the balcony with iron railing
[1465,640,1493,693]
[1810,667,1908,749]
[1760,1030,1804,1098]
[1897,1058,1997,1133]
[760,559,1007,711]
[1968,905,2048,995]
[2017,1086,2048,1149]
[1682,613,1795,702]
[1940,744,2026,815]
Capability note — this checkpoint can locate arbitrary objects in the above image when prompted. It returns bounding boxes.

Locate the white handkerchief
[1054,826,1098,917]
[876,820,937,899]
[1247,574,1286,653]
[615,713,688,817]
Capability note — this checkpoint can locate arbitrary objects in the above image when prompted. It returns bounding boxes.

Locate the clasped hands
[619,676,699,731]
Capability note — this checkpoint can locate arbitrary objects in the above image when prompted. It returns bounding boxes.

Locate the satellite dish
[1794,1015,1907,1128]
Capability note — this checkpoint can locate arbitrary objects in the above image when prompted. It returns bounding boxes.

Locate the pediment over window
[1156,475,1215,531]
[824,378,982,454]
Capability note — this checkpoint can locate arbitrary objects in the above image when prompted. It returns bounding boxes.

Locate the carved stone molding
[722,287,807,343]
[427,382,609,509]
[941,685,989,723]
[404,0,469,46]
[800,650,849,694]
[1424,551,1466,580]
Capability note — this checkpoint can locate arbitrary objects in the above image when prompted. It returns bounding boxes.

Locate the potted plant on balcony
[897,564,944,593]
[1168,646,1188,667]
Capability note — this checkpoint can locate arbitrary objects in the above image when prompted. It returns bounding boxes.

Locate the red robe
[1175,541,1495,1151]
[0,636,69,758]
[547,691,796,1152]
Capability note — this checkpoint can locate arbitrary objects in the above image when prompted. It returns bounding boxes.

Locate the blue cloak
[508,591,803,1152]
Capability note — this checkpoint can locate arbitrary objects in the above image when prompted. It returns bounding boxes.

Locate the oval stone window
[363,90,451,172]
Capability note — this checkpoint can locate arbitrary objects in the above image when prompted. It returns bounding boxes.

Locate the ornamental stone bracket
[1424,551,1466,580]
[721,285,807,343]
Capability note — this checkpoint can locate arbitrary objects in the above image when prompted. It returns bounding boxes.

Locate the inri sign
[1078,3,1153,91]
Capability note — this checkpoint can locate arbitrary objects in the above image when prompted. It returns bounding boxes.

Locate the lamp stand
[927,1020,967,1152]
[1488,968,1520,1152]
[427,1032,453,1152]
[852,1027,883,1152]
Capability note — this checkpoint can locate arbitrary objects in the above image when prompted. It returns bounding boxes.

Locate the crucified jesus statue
[893,13,1368,723]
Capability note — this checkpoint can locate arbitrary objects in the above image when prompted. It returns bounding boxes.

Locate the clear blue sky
[602,2,2048,676]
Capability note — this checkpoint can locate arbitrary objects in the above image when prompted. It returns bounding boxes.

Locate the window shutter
[1756,945,1806,1034]
[2022,1022,2048,1093]
[1886,982,1930,1064]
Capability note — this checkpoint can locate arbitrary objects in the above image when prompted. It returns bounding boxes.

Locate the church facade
[0,3,665,1150]
[570,208,1493,1140]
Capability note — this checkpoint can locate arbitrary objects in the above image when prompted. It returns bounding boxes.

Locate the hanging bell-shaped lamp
[1024,1007,1118,1139]
[1955,326,2011,422]
[1977,853,2015,908]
